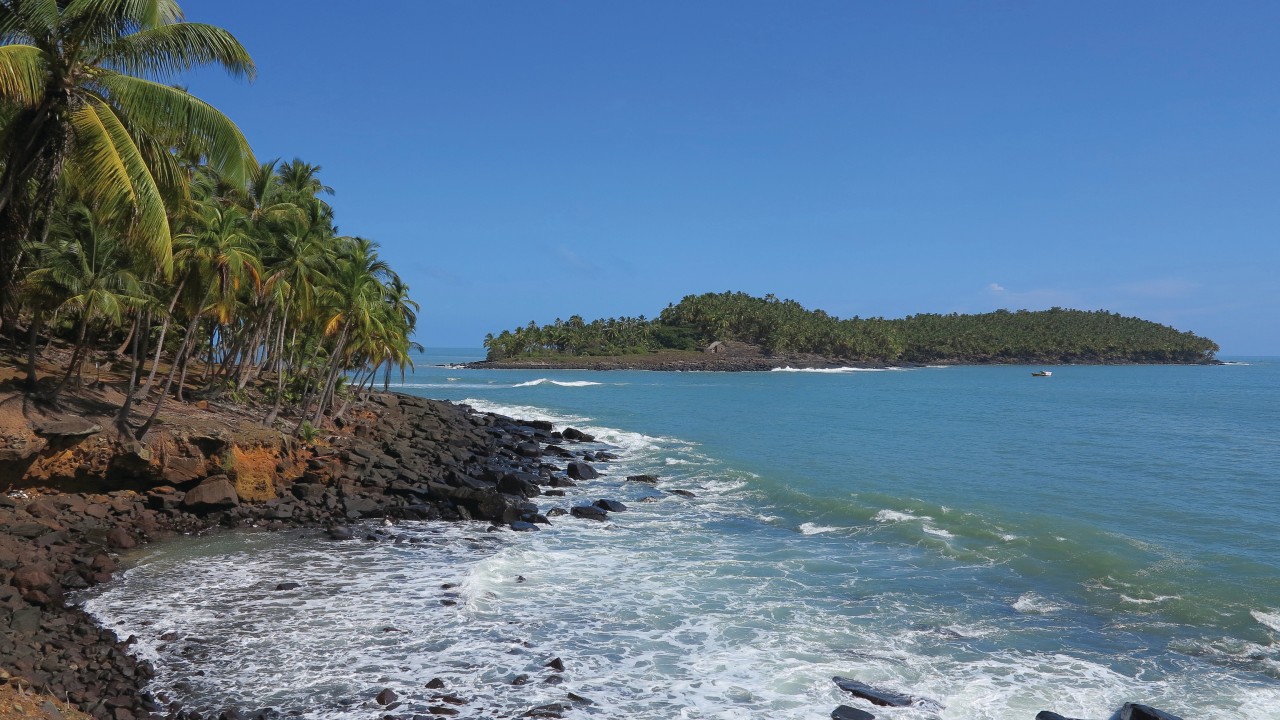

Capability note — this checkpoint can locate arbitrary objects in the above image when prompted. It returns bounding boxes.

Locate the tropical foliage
[1,0,421,437]
[485,292,1219,364]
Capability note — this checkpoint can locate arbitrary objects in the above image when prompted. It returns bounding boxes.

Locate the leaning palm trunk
[49,317,91,402]
[311,325,352,426]
[115,315,145,436]
[136,326,199,440]
[135,277,187,402]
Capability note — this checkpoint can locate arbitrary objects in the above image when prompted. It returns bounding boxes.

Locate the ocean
[79,350,1280,719]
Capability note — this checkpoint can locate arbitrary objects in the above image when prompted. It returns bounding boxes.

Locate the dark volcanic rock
[593,499,627,512]
[626,474,659,484]
[1036,712,1085,720]
[375,687,398,705]
[832,706,876,720]
[566,462,599,480]
[1118,703,1185,720]
[560,427,594,442]
[570,505,608,521]
[832,677,914,707]
[510,521,540,532]
[669,489,697,498]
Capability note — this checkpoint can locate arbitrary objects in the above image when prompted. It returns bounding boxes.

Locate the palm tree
[0,0,255,328]
[26,201,146,401]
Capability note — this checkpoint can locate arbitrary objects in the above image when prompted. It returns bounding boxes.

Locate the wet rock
[570,505,607,521]
[514,441,541,458]
[560,428,594,442]
[1118,703,1185,720]
[498,474,542,499]
[832,677,913,707]
[1036,712,1084,720]
[511,673,530,685]
[327,526,355,540]
[626,474,659,484]
[832,706,876,720]
[566,692,595,705]
[274,582,301,591]
[593,499,627,512]
[545,657,565,672]
[669,489,697,498]
[427,706,460,716]
[566,462,598,480]
[526,702,569,718]
[510,521,540,532]
[425,678,446,689]
[375,688,398,705]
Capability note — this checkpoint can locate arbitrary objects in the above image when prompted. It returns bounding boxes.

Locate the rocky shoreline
[1,392,651,720]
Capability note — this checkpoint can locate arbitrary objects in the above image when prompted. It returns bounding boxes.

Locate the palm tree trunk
[49,317,90,402]
[262,315,289,426]
[115,314,144,435]
[135,277,187,401]
[26,311,43,390]
[136,327,198,441]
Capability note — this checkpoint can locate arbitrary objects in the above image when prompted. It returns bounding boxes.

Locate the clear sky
[180,1,1279,354]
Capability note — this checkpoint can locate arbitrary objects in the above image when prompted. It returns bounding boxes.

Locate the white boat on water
[1032,371,1052,377]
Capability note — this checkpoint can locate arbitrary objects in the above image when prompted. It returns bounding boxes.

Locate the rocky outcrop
[1,391,631,719]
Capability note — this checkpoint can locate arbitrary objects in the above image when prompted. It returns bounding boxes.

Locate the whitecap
[798,522,839,535]
[1119,594,1181,605]
[874,509,925,523]
[1251,610,1280,632]
[1012,592,1063,614]
[510,378,603,388]
[922,525,955,539]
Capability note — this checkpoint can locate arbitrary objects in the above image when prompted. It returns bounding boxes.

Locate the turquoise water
[81,352,1280,719]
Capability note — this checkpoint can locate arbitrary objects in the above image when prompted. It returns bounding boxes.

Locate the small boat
[1031,371,1052,377]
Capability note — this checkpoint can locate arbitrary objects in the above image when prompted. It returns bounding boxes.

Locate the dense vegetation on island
[484,292,1219,364]
[0,0,420,437]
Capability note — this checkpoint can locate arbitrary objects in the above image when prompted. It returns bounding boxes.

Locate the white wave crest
[1252,610,1280,633]
[511,378,603,388]
[922,525,955,539]
[1013,592,1063,614]
[874,509,925,523]
[798,522,840,535]
[1120,594,1182,605]
[456,398,591,426]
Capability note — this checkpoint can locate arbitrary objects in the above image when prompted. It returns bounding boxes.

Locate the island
[474,292,1220,370]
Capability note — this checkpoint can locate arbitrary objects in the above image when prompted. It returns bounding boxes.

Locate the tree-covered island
[480,292,1219,368]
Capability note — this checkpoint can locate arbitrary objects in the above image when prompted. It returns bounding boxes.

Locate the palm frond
[98,22,255,81]
[0,44,45,107]
[84,96,172,273]
[91,70,255,188]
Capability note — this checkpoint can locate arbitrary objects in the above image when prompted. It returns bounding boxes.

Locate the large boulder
[570,505,608,521]
[566,462,599,480]
[181,475,240,511]
[832,706,875,720]
[832,677,913,707]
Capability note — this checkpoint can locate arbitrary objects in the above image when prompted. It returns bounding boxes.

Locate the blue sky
[181,1,1279,354]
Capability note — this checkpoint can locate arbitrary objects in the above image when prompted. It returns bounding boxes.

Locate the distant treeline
[483,292,1219,364]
